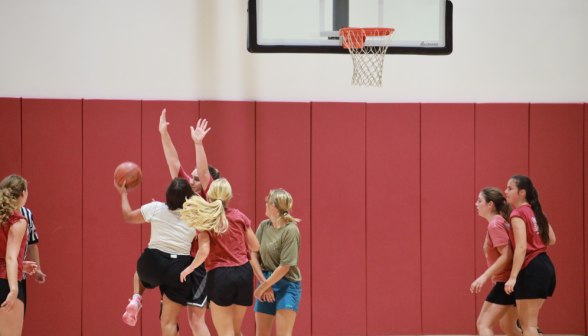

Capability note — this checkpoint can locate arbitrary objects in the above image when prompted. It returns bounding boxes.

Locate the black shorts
[486,282,515,305]
[206,262,254,307]
[514,252,556,300]
[0,278,25,312]
[137,248,195,306]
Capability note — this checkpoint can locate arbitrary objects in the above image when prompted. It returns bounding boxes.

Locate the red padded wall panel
[141,101,200,335]
[0,98,21,177]
[366,103,421,335]
[311,102,366,336]
[474,103,529,327]
[255,102,311,336]
[529,104,584,333]
[21,99,82,335]
[200,101,256,335]
[83,100,142,336]
[421,104,475,334]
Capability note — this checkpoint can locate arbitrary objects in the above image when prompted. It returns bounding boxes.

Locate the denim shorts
[254,271,301,315]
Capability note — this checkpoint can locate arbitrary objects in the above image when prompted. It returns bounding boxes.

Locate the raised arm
[1,218,27,312]
[114,181,146,224]
[191,119,212,191]
[159,109,182,179]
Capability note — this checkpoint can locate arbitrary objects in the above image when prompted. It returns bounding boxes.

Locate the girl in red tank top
[471,187,520,336]
[180,178,261,336]
[0,175,30,335]
[504,175,556,336]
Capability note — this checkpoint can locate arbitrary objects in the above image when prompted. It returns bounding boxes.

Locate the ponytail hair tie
[282,211,289,216]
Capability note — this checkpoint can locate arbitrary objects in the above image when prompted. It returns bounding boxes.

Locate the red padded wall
[366,103,421,335]
[474,103,529,327]
[311,102,366,336]
[83,100,142,336]
[255,102,311,336]
[421,104,475,334]
[200,101,256,335]
[140,101,199,335]
[529,104,585,333]
[0,98,21,177]
[21,99,83,335]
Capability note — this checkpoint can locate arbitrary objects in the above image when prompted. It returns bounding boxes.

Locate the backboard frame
[247,0,453,55]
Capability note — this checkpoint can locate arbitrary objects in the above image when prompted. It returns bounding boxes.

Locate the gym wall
[0,99,585,336]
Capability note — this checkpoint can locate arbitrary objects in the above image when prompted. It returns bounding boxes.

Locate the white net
[340,28,395,87]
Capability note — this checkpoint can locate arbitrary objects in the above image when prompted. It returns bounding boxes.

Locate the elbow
[123,214,133,223]
[250,242,260,252]
[550,237,556,245]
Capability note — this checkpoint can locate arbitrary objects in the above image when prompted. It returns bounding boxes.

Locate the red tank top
[0,211,28,281]
[205,208,251,272]
[509,204,547,269]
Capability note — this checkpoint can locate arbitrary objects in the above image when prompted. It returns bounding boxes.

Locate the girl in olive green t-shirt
[250,189,302,336]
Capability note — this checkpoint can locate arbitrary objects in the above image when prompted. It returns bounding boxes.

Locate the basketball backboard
[248,0,452,55]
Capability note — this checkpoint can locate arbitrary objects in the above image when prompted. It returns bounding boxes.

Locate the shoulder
[257,219,271,230]
[489,216,508,232]
[227,208,249,221]
[283,223,300,237]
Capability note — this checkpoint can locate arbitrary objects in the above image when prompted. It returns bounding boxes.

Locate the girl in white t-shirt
[115,177,197,335]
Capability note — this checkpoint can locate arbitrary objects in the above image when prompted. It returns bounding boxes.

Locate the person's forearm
[258,266,289,291]
[121,193,133,222]
[28,244,41,270]
[509,246,526,279]
[6,256,18,292]
[483,253,509,278]
[161,130,180,173]
[195,142,210,186]
[249,252,266,282]
[188,248,209,271]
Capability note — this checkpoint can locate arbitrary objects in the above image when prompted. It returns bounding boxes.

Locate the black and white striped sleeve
[20,207,39,244]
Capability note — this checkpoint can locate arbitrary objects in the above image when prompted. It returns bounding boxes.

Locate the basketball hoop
[339,28,395,87]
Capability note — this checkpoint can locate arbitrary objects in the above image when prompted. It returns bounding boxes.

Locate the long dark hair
[481,187,512,221]
[511,175,550,245]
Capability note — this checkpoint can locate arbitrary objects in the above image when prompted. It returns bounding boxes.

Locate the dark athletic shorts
[206,262,254,307]
[0,278,25,312]
[486,282,515,305]
[137,248,195,306]
[514,252,556,300]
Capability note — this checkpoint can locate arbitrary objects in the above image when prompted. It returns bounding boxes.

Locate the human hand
[504,278,516,295]
[0,290,18,313]
[180,266,194,283]
[190,119,211,144]
[159,109,170,133]
[261,288,275,303]
[23,261,38,275]
[470,274,488,293]
[114,180,127,194]
[35,269,47,283]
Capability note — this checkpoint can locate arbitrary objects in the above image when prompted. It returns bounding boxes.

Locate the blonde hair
[267,189,300,224]
[0,175,27,225]
[181,178,232,234]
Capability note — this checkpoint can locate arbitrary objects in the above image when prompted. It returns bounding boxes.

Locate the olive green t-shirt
[256,219,301,282]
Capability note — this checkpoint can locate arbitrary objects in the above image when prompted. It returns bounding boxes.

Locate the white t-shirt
[141,202,196,255]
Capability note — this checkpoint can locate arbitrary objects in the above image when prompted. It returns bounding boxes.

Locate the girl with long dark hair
[504,175,556,336]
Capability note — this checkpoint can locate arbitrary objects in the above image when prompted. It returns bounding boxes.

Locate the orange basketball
[114,162,142,190]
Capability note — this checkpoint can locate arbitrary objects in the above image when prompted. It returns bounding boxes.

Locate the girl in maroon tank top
[504,175,556,336]
[0,175,30,335]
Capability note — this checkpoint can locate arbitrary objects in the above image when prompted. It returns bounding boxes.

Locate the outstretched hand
[191,119,211,144]
[159,109,170,133]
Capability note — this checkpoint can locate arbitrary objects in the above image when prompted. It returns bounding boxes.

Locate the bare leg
[275,310,297,336]
[161,294,183,336]
[0,299,24,336]
[134,271,146,296]
[255,312,274,336]
[210,302,236,336]
[231,305,248,336]
[187,305,210,336]
[517,299,545,336]
[499,306,523,336]
[477,301,511,336]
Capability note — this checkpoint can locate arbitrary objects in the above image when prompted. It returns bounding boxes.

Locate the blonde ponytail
[180,178,233,234]
[0,175,27,225]
[267,189,300,224]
